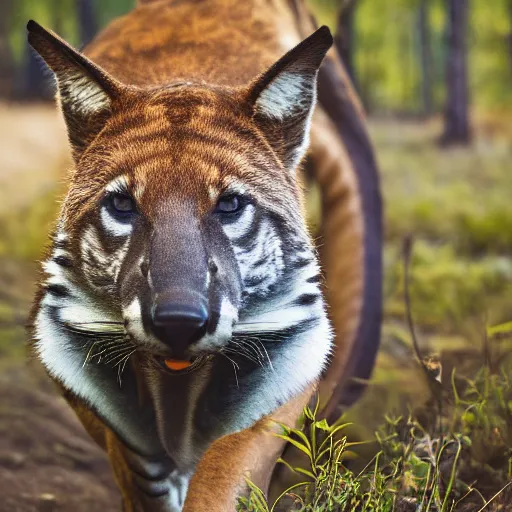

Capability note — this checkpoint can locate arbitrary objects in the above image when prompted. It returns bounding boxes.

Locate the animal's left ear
[246,26,332,172]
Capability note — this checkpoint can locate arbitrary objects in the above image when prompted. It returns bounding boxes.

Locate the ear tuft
[27,20,122,161]
[247,26,332,172]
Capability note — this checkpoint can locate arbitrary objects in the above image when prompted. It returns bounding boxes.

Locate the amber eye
[215,195,242,214]
[108,193,135,216]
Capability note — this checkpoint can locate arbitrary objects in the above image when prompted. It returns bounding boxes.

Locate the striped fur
[27,1,382,510]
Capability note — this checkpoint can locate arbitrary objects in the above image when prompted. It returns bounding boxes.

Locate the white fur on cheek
[123,297,163,349]
[192,297,237,353]
[222,204,255,240]
[124,297,146,340]
[100,206,133,237]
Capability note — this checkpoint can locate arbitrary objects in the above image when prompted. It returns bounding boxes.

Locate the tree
[76,0,98,47]
[508,0,512,74]
[0,0,14,98]
[17,42,54,100]
[418,0,433,116]
[441,0,471,145]
[335,0,358,89]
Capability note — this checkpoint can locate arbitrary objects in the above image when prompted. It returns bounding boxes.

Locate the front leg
[105,430,191,512]
[183,386,314,512]
[68,394,189,512]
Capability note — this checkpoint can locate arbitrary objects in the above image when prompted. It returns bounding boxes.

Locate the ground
[0,366,118,511]
[0,103,510,510]
[0,104,119,511]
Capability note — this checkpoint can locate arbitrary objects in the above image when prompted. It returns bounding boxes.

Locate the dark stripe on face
[289,257,313,269]
[230,212,262,249]
[233,317,321,348]
[46,283,70,298]
[306,274,322,284]
[244,273,270,288]
[249,245,273,269]
[53,254,73,268]
[295,293,320,306]
[53,238,68,250]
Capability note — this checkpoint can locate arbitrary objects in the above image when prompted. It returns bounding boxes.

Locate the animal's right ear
[27,20,123,162]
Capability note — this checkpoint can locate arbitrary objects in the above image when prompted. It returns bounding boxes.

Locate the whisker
[104,346,133,365]
[220,351,239,389]
[255,338,274,372]
[236,321,282,326]
[73,321,124,325]
[82,341,100,368]
[224,342,262,367]
[116,349,136,387]
[230,339,261,361]
[90,342,129,362]
[238,336,275,372]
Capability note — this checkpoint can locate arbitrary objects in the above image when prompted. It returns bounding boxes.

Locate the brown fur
[27,0,381,509]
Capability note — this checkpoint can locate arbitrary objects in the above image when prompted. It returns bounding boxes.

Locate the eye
[215,195,243,214]
[107,193,135,216]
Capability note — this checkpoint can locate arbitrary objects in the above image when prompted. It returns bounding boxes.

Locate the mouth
[160,354,212,374]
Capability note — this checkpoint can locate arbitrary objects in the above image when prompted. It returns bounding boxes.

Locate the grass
[374,117,512,255]
[238,337,512,511]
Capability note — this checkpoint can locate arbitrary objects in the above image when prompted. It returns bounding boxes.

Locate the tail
[318,51,383,422]
[289,0,383,423]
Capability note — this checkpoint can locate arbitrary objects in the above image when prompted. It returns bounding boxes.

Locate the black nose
[151,290,208,352]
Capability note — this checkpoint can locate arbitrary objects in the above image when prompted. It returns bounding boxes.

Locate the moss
[384,240,512,336]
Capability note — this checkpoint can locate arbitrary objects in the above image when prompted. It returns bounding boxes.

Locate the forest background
[0,1,511,510]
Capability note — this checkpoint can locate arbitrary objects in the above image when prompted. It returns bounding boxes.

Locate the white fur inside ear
[255,72,310,121]
[59,71,111,117]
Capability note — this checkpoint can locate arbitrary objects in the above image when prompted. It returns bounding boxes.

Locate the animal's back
[86,0,301,87]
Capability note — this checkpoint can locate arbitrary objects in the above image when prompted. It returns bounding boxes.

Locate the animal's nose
[151,289,208,351]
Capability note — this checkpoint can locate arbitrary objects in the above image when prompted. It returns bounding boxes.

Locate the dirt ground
[0,365,119,512]
[0,103,119,511]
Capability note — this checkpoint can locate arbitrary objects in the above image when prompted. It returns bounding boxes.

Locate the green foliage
[374,118,512,255]
[7,0,511,114]
[238,356,512,511]
[370,118,512,337]
[307,0,512,114]
[384,241,512,335]
[470,0,512,110]
[7,0,135,61]
[0,188,60,262]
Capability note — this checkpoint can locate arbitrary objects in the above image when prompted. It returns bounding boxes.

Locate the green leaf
[292,466,316,480]
[314,418,331,432]
[275,434,312,459]
[487,321,512,337]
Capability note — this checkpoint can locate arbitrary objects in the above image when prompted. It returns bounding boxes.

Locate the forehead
[94,86,274,209]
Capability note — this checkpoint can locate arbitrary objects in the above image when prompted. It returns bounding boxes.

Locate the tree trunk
[0,0,14,98]
[16,41,54,101]
[76,0,98,47]
[508,0,512,74]
[441,0,471,146]
[418,0,433,116]
[335,0,358,89]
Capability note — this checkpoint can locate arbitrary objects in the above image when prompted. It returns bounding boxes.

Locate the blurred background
[0,0,511,510]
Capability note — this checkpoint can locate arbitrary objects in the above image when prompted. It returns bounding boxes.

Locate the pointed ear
[247,26,332,172]
[27,20,123,162]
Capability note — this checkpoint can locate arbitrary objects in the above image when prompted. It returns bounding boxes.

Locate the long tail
[289,0,383,423]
